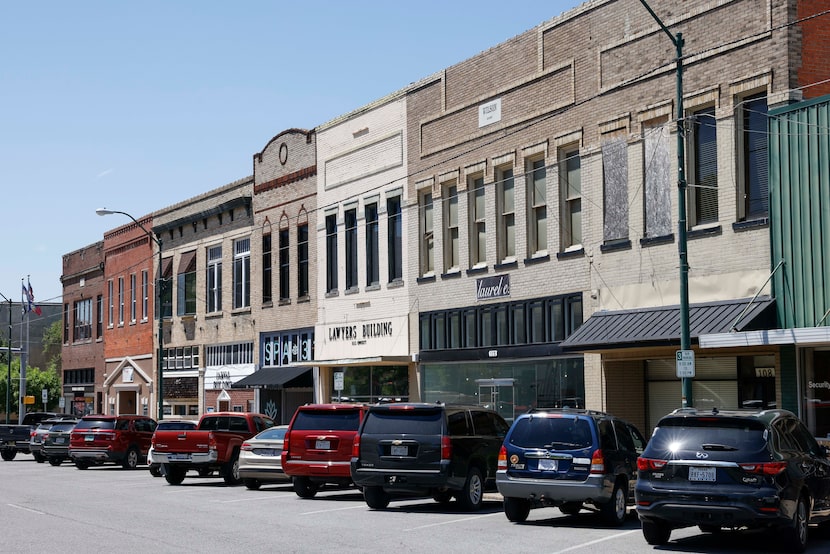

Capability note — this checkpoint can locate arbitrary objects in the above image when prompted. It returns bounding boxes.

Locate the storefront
[102,358,154,416]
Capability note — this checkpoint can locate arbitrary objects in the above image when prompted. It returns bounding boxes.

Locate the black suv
[350,403,509,511]
[496,408,646,525]
[636,408,830,552]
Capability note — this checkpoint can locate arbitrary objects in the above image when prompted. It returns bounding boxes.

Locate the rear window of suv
[74,418,116,431]
[508,416,593,449]
[363,409,443,434]
[292,410,362,431]
[649,417,768,452]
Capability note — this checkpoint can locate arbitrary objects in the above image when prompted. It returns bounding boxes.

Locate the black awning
[560,297,776,352]
[232,366,312,389]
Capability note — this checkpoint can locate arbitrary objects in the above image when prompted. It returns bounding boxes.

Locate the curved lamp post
[97,208,165,420]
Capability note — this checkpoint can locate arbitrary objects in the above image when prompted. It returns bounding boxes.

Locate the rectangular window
[297,224,309,297]
[206,245,222,313]
[160,257,173,319]
[107,279,114,327]
[177,251,197,316]
[73,298,92,341]
[279,227,290,300]
[262,233,272,304]
[497,166,515,262]
[643,122,672,238]
[233,238,251,309]
[118,277,124,325]
[387,196,402,282]
[96,295,103,338]
[469,176,486,265]
[560,147,582,249]
[690,106,718,226]
[527,159,547,255]
[601,135,629,243]
[420,191,434,275]
[130,273,137,323]
[63,303,69,343]
[740,94,768,220]
[444,183,459,270]
[345,208,358,290]
[365,203,379,286]
[325,213,338,293]
[141,270,149,320]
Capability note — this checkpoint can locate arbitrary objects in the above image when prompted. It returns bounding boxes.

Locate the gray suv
[496,408,646,525]
[350,403,509,511]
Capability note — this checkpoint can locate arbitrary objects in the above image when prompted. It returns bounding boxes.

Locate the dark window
[598,419,617,450]
[292,410,362,431]
[262,233,272,304]
[387,197,402,282]
[365,203,379,286]
[297,224,309,297]
[345,208,358,290]
[279,228,290,300]
[508,416,593,449]
[362,409,442,434]
[691,106,719,225]
[742,94,768,220]
[325,213,338,293]
[447,411,470,436]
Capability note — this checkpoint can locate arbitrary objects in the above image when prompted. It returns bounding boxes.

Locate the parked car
[636,408,830,552]
[282,403,367,498]
[147,419,198,477]
[29,419,61,463]
[69,415,157,470]
[0,412,62,461]
[350,403,509,511]
[496,408,646,525]
[42,419,80,466]
[239,425,290,490]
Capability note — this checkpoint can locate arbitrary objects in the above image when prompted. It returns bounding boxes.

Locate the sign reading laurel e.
[476,274,510,301]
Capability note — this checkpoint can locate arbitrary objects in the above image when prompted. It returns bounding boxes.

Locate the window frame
[526,157,547,256]
[469,175,486,266]
[559,146,582,250]
[496,165,516,263]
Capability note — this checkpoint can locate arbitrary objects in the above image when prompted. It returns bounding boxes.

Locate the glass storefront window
[336,366,409,403]
[803,350,830,438]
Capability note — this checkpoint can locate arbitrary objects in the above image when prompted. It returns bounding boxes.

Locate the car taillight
[241,442,253,452]
[590,449,605,474]
[497,445,507,470]
[283,434,290,454]
[637,457,668,471]
[739,461,787,476]
[441,435,452,461]
[352,434,361,458]
[100,432,115,441]
[208,432,217,451]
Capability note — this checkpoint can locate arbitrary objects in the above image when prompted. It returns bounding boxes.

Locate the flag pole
[19,278,28,424]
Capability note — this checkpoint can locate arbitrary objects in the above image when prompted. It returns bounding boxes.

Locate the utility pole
[0,292,12,424]
[638,0,692,407]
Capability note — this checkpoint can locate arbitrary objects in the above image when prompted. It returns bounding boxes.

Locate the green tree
[42,320,62,374]
[0,361,61,415]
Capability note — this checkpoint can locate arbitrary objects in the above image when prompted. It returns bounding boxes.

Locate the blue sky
[1,1,580,303]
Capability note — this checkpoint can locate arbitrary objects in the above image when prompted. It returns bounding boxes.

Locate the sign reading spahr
[476,274,510,301]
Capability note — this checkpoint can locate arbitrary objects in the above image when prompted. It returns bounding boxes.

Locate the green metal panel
[769,95,830,329]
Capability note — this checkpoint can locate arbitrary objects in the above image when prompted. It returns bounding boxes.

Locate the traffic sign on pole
[676,350,695,378]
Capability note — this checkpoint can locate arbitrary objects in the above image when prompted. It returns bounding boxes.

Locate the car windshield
[292,410,362,431]
[649,417,768,454]
[49,422,77,432]
[74,419,116,431]
[157,421,196,431]
[508,415,593,449]
[255,427,287,440]
[362,409,443,435]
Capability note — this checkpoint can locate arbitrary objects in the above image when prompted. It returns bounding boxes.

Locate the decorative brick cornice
[255,166,317,194]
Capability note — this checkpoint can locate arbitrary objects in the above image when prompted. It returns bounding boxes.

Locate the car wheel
[504,497,531,522]
[456,467,484,511]
[122,447,139,469]
[293,477,319,498]
[642,519,671,545]
[433,491,453,504]
[149,465,162,477]
[364,486,390,509]
[48,457,62,467]
[164,466,187,485]
[559,502,582,516]
[600,480,627,526]
[1,449,17,461]
[74,461,90,470]
[244,478,262,490]
[33,452,46,463]
[781,495,809,553]
[222,452,242,485]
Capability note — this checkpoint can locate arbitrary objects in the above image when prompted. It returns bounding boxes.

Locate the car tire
[33,452,46,463]
[164,466,187,485]
[48,457,62,466]
[244,478,261,490]
[293,476,319,498]
[74,461,90,470]
[456,467,484,511]
[222,451,242,486]
[559,502,582,516]
[600,480,627,526]
[781,495,809,553]
[642,519,671,546]
[149,465,162,477]
[504,497,531,522]
[1,449,17,461]
[197,468,214,477]
[433,491,453,504]
[364,486,390,509]
[122,447,140,470]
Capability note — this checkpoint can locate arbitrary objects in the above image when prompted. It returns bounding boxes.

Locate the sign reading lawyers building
[261,328,314,367]
[476,274,510,301]
[317,314,409,361]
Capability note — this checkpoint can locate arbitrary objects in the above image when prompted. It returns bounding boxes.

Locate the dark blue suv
[497,408,646,525]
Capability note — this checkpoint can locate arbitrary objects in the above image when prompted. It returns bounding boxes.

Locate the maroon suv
[281,404,366,498]
[69,414,157,470]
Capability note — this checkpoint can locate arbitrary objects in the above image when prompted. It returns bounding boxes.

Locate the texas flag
[23,280,42,316]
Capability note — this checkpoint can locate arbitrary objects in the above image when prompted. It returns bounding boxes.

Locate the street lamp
[96,208,166,420]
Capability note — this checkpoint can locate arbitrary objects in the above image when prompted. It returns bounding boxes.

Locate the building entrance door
[476,378,515,422]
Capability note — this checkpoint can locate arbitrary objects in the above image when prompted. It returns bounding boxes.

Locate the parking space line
[549,529,639,553]
[300,505,368,515]
[220,494,296,503]
[7,503,45,515]
[403,511,503,531]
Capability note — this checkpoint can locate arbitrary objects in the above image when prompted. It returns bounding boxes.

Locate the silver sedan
[238,425,290,490]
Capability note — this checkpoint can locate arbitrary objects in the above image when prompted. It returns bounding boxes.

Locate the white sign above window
[478,98,502,128]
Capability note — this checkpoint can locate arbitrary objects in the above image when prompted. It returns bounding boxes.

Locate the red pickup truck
[150,412,275,485]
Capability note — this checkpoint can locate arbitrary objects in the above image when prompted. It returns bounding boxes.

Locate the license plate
[85,434,94,442]
[689,466,716,482]
[55,438,65,444]
[315,440,330,450]
[538,459,558,471]
[170,454,191,461]
[254,448,276,457]
[390,445,408,456]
